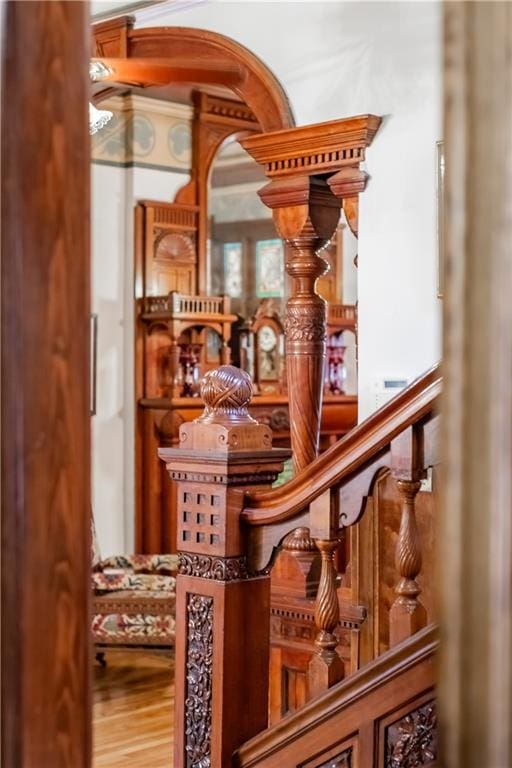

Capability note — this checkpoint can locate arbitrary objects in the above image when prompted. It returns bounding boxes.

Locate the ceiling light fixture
[89,60,114,136]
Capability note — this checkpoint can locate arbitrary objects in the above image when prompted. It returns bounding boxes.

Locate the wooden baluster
[159,366,290,767]
[308,489,344,698]
[390,426,427,646]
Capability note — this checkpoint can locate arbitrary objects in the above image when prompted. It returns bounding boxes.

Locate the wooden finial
[178,365,272,452]
[197,365,257,426]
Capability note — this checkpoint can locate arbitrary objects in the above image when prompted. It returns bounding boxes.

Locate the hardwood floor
[93,650,174,768]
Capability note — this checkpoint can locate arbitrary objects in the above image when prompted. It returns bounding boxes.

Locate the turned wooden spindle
[241,116,381,472]
[389,478,427,646]
[308,538,344,698]
[285,221,331,470]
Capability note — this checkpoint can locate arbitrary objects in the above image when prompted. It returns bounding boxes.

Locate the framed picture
[436,140,445,298]
[255,239,284,298]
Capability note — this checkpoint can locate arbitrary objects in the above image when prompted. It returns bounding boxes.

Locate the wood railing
[142,291,231,318]
[234,625,438,768]
[158,363,441,767]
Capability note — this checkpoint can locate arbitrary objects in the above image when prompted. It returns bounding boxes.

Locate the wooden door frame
[2,3,512,766]
[439,4,512,766]
[1,2,92,766]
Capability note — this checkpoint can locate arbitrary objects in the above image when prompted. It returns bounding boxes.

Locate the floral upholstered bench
[91,522,177,653]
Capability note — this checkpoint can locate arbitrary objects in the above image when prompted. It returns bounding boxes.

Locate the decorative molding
[185,594,214,768]
[285,306,327,344]
[241,115,381,179]
[170,470,281,486]
[149,202,199,229]
[271,616,316,643]
[91,93,192,171]
[385,701,437,768]
[95,93,193,121]
[179,553,248,581]
[204,94,258,126]
[317,747,352,768]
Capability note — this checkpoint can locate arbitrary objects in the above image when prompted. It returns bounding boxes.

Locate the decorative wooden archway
[92,17,295,132]
[93,16,297,553]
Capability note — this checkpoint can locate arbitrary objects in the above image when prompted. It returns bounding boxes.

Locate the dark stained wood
[1,2,91,766]
[234,625,438,768]
[241,116,381,473]
[159,367,290,766]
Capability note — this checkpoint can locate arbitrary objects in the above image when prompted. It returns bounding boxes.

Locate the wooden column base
[389,596,427,647]
[307,639,345,699]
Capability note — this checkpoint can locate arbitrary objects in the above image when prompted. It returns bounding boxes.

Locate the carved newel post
[242,115,381,472]
[159,366,289,768]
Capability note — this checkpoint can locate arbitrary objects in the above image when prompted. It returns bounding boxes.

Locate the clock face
[259,325,277,352]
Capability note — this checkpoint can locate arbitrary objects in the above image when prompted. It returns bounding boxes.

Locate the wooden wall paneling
[1,2,91,766]
[234,625,438,768]
[440,5,512,766]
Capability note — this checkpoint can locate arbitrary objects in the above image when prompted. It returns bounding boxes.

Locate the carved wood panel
[385,700,437,768]
[185,593,214,768]
[356,468,437,663]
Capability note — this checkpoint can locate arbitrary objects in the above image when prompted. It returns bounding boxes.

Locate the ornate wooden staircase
[158,363,441,767]
[234,625,438,768]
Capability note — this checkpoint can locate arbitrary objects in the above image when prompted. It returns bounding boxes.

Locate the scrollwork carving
[386,701,437,768]
[185,594,214,768]
[285,306,327,343]
[179,553,248,582]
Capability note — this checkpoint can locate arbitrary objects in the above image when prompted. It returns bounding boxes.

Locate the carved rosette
[179,553,248,581]
[386,701,437,768]
[185,594,214,768]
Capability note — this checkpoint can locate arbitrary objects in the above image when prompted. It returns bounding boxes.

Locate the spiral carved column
[240,116,381,471]
[256,176,341,472]
[389,479,427,646]
[308,538,344,698]
[285,225,329,470]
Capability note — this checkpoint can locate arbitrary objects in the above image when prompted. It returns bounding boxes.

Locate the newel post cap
[178,366,273,451]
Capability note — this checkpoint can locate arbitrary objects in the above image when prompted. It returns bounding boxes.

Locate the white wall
[136,1,443,419]
[92,161,190,557]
